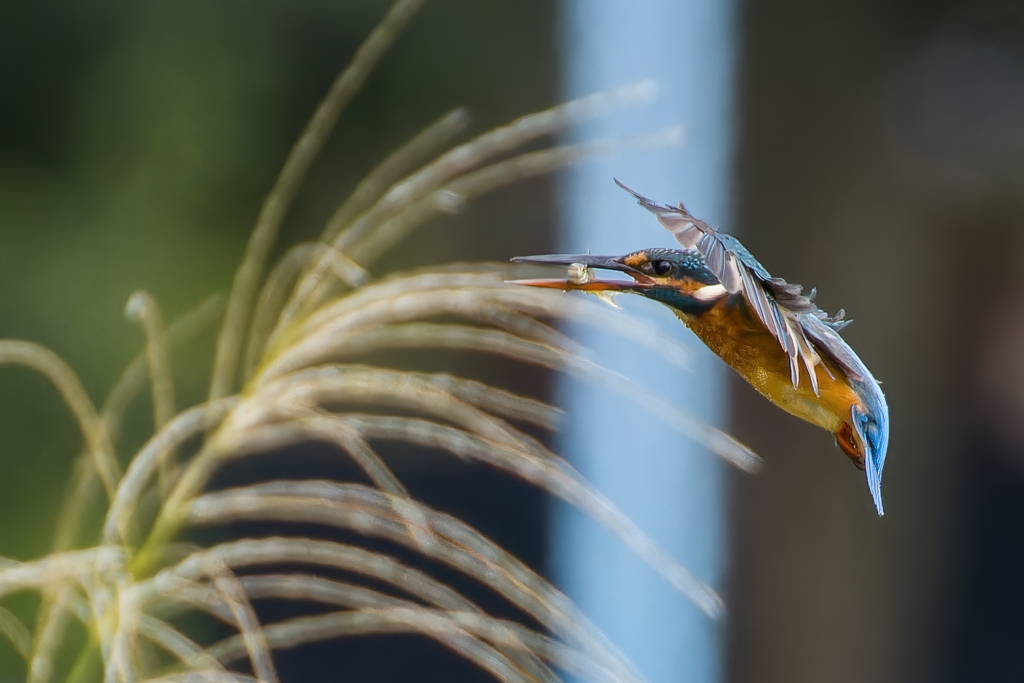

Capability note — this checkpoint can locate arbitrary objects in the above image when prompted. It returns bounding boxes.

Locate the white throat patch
[693,283,728,301]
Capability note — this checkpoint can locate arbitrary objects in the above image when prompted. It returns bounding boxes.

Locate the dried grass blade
[350,127,683,265]
[28,588,74,683]
[263,322,757,471]
[238,575,620,683]
[206,610,545,683]
[345,416,727,619]
[125,291,178,497]
[141,538,479,615]
[247,366,547,458]
[321,107,470,244]
[51,293,224,559]
[209,568,278,683]
[188,484,642,683]
[103,398,238,545]
[260,321,551,381]
[124,291,176,430]
[331,80,657,253]
[0,341,119,498]
[282,80,658,323]
[104,582,140,683]
[209,0,425,401]
[105,294,226,446]
[0,549,117,599]
[136,615,224,672]
[286,409,441,546]
[247,241,369,380]
[243,243,318,381]
[141,672,258,683]
[0,605,31,660]
[320,245,371,290]
[472,307,586,360]
[274,275,690,376]
[292,411,406,495]
[241,574,555,683]
[409,370,559,429]
[239,573,405,608]
[271,108,470,337]
[144,368,545,556]
[436,612,623,683]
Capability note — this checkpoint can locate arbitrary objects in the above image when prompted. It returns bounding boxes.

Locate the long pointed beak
[509,254,653,291]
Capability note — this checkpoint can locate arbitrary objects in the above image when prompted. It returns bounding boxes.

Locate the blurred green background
[2,1,1024,682]
[0,0,557,555]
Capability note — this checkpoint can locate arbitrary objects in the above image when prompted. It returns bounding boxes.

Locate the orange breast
[673,295,861,434]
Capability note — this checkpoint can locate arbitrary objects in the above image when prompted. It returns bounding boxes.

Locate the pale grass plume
[0,2,760,682]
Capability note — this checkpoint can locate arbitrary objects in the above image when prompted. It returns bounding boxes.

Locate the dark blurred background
[1,1,1023,682]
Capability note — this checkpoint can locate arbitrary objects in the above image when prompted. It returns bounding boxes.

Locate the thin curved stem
[342,417,727,618]
[135,615,224,673]
[267,270,692,382]
[260,320,758,472]
[51,293,224,553]
[125,291,177,496]
[29,589,73,683]
[274,81,658,339]
[209,567,278,683]
[0,340,119,499]
[187,485,643,683]
[34,296,224,683]
[235,575,620,683]
[124,291,176,431]
[242,243,318,381]
[320,107,470,245]
[206,609,545,683]
[141,672,258,683]
[106,294,226,450]
[139,537,481,616]
[350,127,684,265]
[0,605,31,660]
[103,398,238,546]
[209,0,425,401]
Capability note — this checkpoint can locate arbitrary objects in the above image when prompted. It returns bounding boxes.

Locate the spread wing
[615,179,852,395]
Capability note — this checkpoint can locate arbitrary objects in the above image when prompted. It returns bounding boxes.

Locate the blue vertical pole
[552,2,736,682]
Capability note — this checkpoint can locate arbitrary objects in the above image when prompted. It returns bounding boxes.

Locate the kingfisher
[512,180,889,515]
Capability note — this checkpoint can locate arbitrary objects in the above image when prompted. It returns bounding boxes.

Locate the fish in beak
[509,254,654,294]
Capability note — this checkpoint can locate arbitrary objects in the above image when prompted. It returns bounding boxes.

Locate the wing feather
[739,266,780,344]
[721,252,743,292]
[795,328,822,396]
[618,179,846,395]
[800,314,866,384]
[702,233,728,279]
[782,318,804,389]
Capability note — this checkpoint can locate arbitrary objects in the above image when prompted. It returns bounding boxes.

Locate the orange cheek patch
[675,278,709,296]
[621,253,648,269]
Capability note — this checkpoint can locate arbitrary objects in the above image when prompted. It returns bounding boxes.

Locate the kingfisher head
[511,248,730,314]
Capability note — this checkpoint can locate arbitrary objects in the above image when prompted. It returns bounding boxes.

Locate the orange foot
[836,422,865,471]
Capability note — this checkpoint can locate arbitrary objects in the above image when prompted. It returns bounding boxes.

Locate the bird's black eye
[652,260,673,276]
